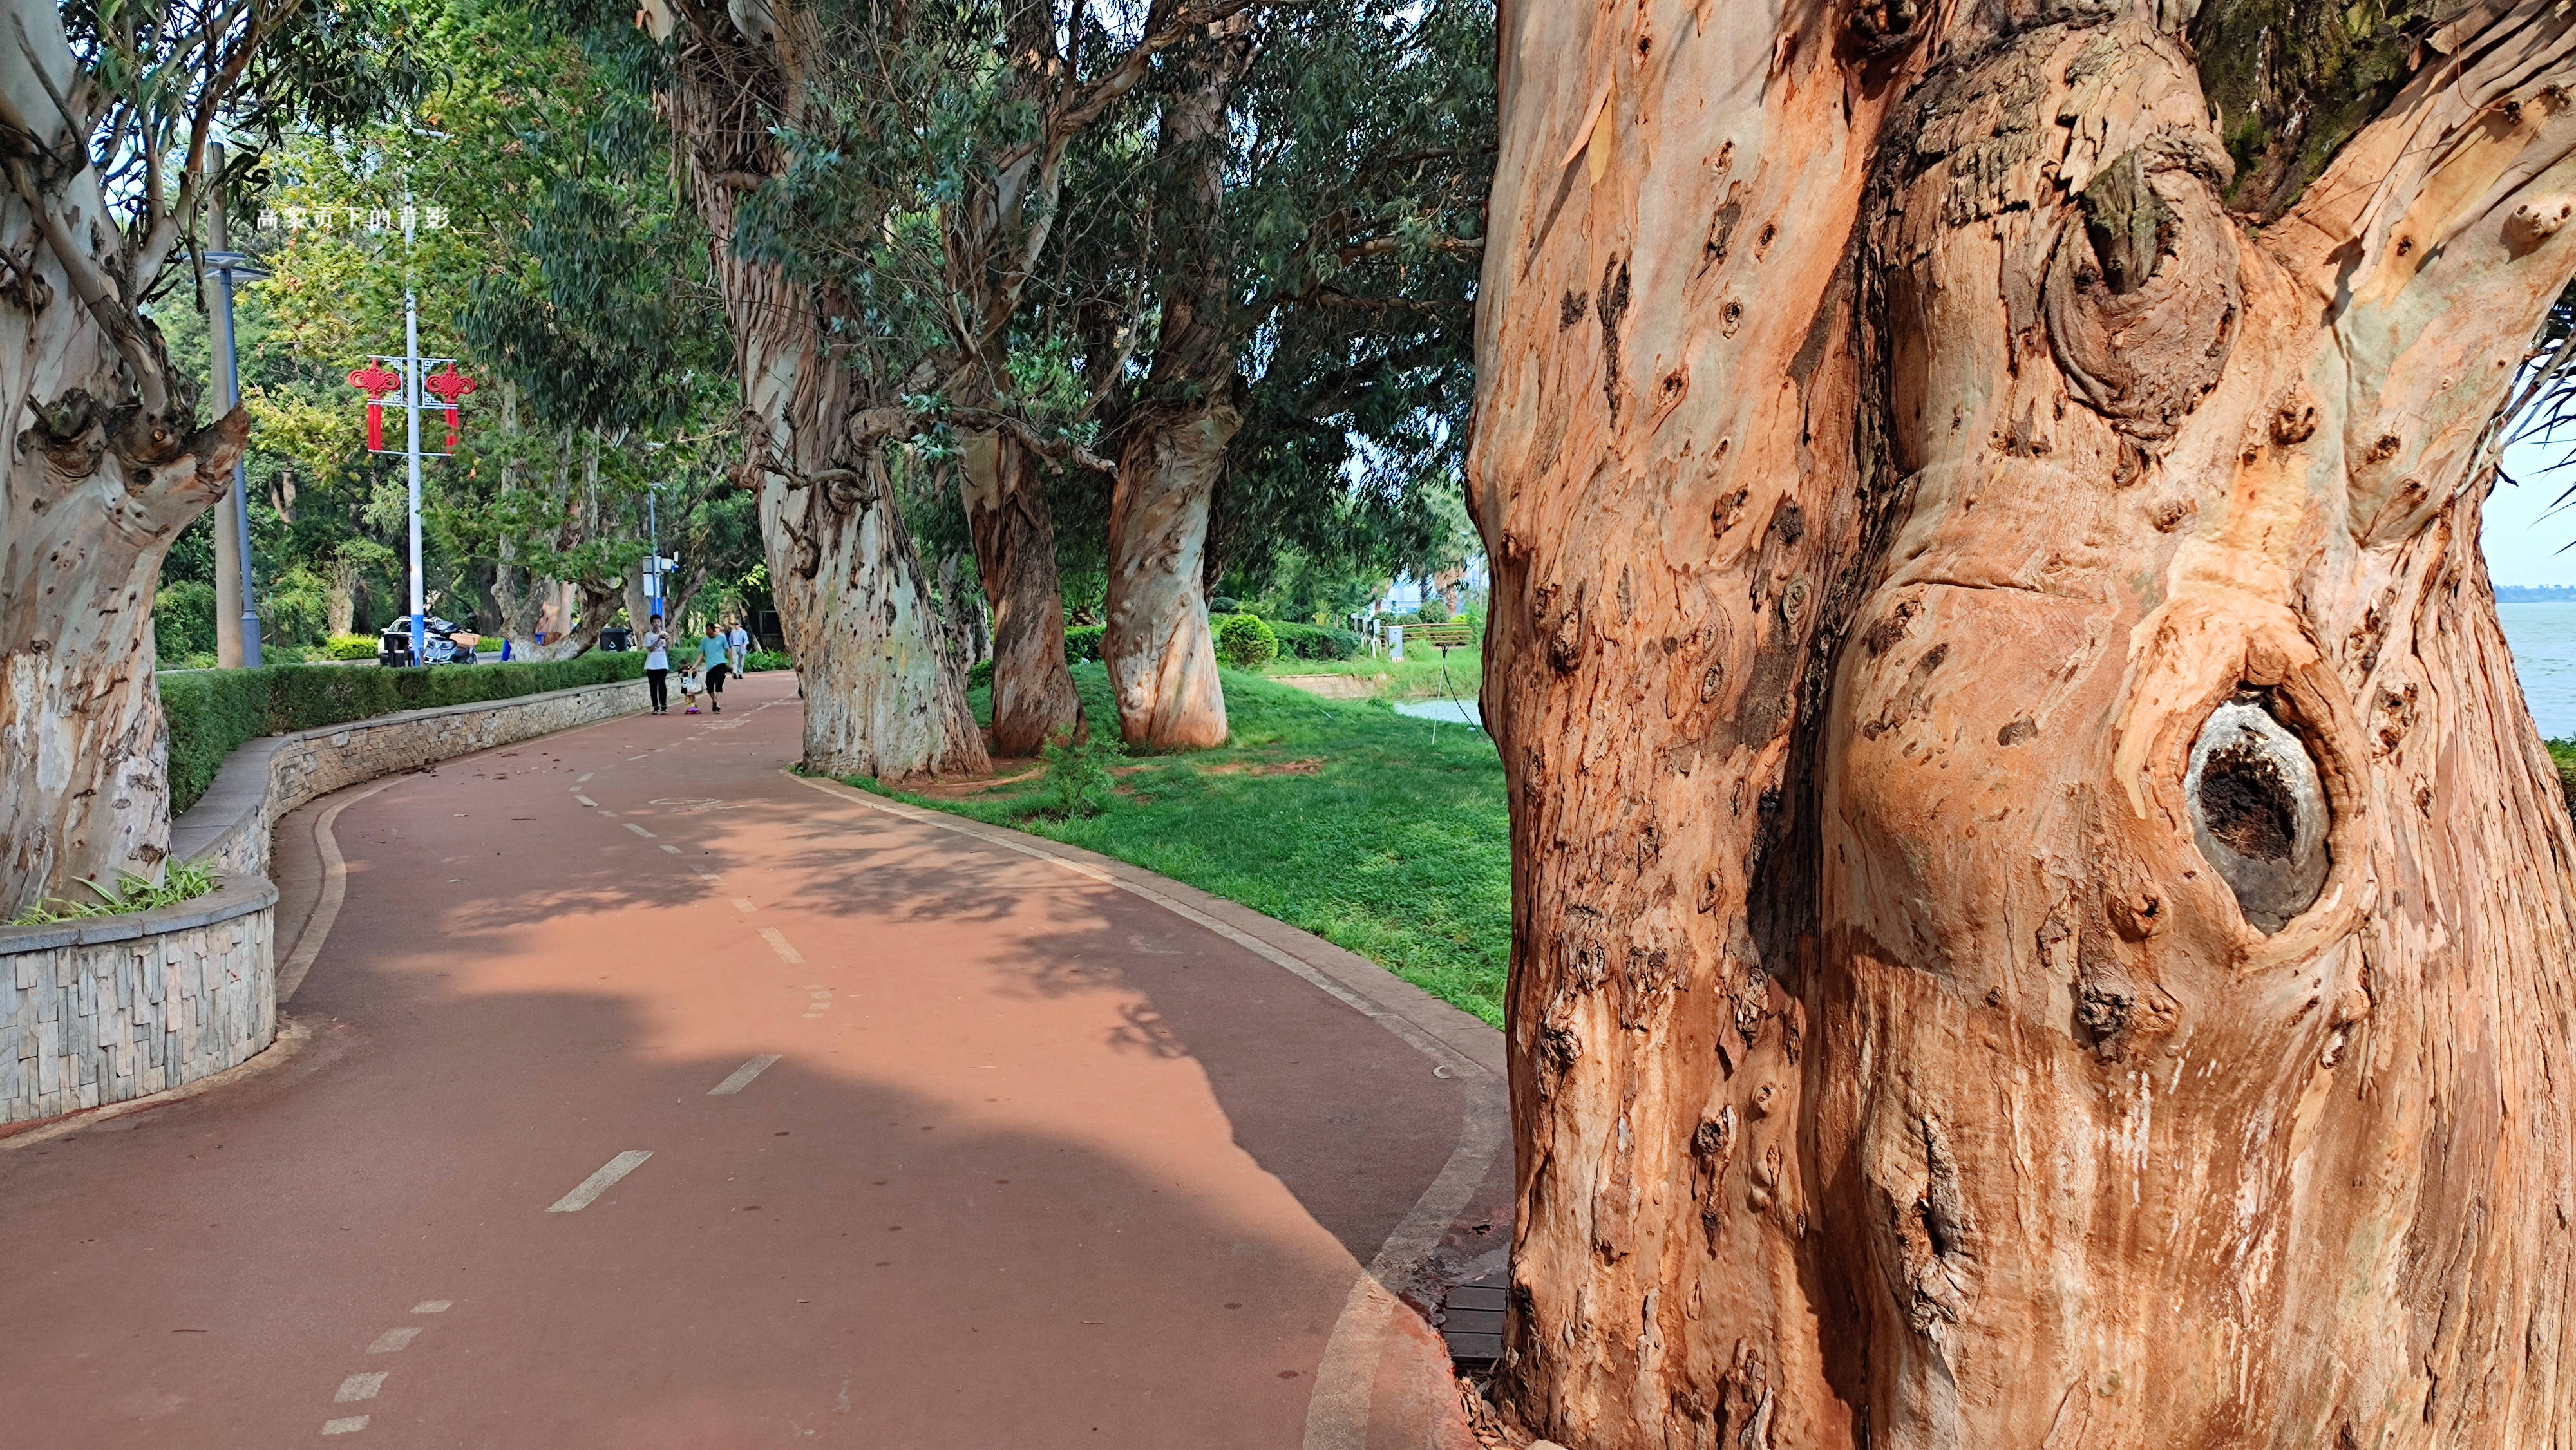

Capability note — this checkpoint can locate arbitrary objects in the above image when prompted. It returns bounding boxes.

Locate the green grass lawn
[853,662,1510,1026]
[1261,648,1484,701]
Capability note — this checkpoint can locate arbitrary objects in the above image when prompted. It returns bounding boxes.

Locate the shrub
[324,633,378,659]
[1065,625,1105,662]
[1208,595,1240,614]
[158,651,649,816]
[1269,622,1363,661]
[1416,594,1452,625]
[1028,735,1122,819]
[1215,613,1278,669]
[155,580,217,662]
[744,650,794,672]
[967,659,994,689]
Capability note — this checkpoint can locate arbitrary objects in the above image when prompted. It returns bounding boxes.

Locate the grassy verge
[1261,648,1484,702]
[855,663,1510,1026]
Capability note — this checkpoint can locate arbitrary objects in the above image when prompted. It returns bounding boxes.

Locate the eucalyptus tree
[0,0,423,912]
[1097,0,1490,747]
[1473,2,2576,1445]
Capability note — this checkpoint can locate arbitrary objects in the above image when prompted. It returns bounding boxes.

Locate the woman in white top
[641,616,673,714]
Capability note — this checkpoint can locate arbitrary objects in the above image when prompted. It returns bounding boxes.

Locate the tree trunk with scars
[656,5,986,779]
[1104,25,1250,751]
[0,15,249,916]
[1472,2,2576,1445]
[960,429,1082,754]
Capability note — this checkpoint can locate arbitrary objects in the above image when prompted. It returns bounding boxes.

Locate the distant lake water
[2499,602,2576,740]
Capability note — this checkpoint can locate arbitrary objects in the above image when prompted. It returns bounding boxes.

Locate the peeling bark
[961,429,1082,753]
[659,5,987,779]
[1472,1,2576,1444]
[0,2,248,913]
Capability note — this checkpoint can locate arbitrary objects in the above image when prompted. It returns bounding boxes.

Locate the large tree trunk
[0,10,248,915]
[657,7,987,780]
[1103,23,1251,750]
[1471,3,2576,1445]
[1106,406,1238,748]
[961,429,1083,754]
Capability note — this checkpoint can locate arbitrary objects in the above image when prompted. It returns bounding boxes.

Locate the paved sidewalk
[0,672,1508,1447]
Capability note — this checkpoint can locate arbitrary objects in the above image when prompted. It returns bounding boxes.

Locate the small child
[677,661,704,714]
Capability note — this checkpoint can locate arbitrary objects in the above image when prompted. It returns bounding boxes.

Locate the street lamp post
[203,247,270,668]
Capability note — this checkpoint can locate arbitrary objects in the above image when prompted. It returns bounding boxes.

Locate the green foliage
[155,581,218,663]
[1268,622,1363,661]
[745,650,795,673]
[920,663,1508,1024]
[967,659,995,689]
[7,860,219,927]
[1414,594,1452,625]
[160,652,647,815]
[1029,735,1124,820]
[1065,625,1106,663]
[1215,614,1280,670]
[324,633,380,659]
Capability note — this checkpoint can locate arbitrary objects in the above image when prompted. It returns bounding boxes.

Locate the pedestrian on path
[642,616,672,714]
[677,661,705,714]
[726,618,749,677]
[700,623,732,713]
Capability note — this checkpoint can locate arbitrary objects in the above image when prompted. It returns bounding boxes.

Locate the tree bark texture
[1469,3,2576,1445]
[0,3,249,914]
[1103,24,1251,751]
[659,6,987,779]
[960,429,1083,754]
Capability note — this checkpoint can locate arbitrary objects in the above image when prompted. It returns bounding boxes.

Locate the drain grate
[1439,1277,1507,1370]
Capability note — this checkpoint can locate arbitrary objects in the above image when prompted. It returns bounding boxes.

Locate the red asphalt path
[0,672,1506,1447]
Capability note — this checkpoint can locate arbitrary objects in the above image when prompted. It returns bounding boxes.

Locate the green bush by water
[161,652,647,816]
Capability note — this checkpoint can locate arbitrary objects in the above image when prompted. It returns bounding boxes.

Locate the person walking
[699,622,732,713]
[726,618,749,677]
[642,616,672,715]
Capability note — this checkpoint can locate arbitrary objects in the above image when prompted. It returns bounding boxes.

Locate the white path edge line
[278,777,404,1003]
[322,1415,370,1434]
[759,927,804,963]
[784,771,1502,1450]
[365,1327,419,1353]
[624,822,657,838]
[546,1149,653,1212]
[708,1053,782,1095]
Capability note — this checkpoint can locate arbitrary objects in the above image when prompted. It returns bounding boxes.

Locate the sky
[2484,439,2576,587]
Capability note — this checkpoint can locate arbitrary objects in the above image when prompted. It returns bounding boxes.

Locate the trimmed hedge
[160,652,648,816]
[1065,625,1105,662]
[1269,621,1364,661]
[1215,614,1278,669]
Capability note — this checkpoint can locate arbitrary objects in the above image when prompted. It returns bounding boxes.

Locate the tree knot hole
[2185,695,2330,934]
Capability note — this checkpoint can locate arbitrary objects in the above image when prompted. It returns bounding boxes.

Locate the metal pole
[211,258,263,667]
[405,209,426,667]
[647,490,659,625]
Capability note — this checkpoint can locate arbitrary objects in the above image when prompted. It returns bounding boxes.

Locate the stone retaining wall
[1,674,647,1125]
[1,876,276,1123]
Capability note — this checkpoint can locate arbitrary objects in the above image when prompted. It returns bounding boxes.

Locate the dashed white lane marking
[547,1150,653,1212]
[803,986,833,1019]
[732,898,755,912]
[575,795,598,807]
[691,865,718,880]
[709,1054,782,1096]
[365,1328,419,1353]
[336,1373,388,1402]
[625,822,657,838]
[410,1301,451,1314]
[761,928,804,963]
[576,773,594,784]
[661,843,682,854]
[323,1415,370,1434]
[596,807,617,818]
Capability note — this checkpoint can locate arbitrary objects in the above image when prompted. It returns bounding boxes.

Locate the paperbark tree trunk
[1104,22,1251,750]
[0,14,249,915]
[656,4,987,780]
[1471,3,2576,1445]
[961,429,1083,754]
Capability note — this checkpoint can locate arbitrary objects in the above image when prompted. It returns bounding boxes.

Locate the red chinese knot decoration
[346,362,400,451]
[424,364,478,453]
